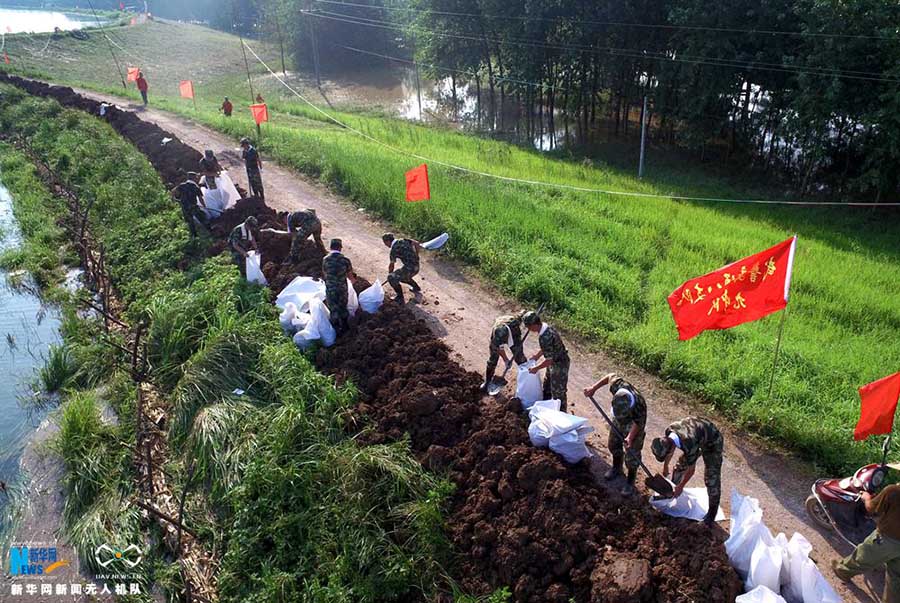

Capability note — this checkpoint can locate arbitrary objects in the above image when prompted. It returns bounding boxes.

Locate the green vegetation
[0,83,460,601]
[4,21,897,471]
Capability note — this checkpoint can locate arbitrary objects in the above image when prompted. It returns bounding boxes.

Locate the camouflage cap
[651,437,673,462]
[522,311,541,326]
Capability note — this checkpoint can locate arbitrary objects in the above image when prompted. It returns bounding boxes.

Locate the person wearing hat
[240,138,264,200]
[221,97,233,117]
[382,233,423,303]
[228,216,259,277]
[584,374,647,495]
[651,417,724,525]
[523,311,570,412]
[322,238,357,335]
[481,312,529,392]
[169,172,207,237]
[199,150,223,190]
[285,208,325,261]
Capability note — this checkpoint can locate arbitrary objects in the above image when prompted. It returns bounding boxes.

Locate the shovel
[586,394,675,497]
[487,303,545,396]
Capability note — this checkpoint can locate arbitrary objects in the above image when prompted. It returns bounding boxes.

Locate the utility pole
[274,3,286,75]
[412,34,423,120]
[638,95,648,179]
[87,0,126,89]
[306,2,321,87]
[233,1,255,102]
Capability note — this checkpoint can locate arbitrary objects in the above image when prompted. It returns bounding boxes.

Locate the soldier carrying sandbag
[169,172,207,238]
[584,373,647,496]
[523,311,570,413]
[481,312,529,393]
[322,238,356,335]
[228,216,259,277]
[651,417,724,525]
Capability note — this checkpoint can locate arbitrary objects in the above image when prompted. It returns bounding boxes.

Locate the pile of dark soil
[0,73,201,188]
[318,305,742,602]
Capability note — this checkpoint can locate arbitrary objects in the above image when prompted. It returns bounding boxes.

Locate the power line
[307,10,900,84]
[312,0,900,42]
[241,39,900,208]
[87,0,127,89]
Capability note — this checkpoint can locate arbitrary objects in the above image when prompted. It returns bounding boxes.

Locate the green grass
[5,20,896,471]
[0,82,461,601]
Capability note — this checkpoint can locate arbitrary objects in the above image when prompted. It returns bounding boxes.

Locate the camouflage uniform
[538,324,570,412]
[199,157,221,189]
[607,379,647,473]
[666,417,724,519]
[242,145,264,199]
[485,315,527,385]
[228,224,255,275]
[322,251,353,334]
[388,239,421,297]
[287,210,324,259]
[173,180,206,237]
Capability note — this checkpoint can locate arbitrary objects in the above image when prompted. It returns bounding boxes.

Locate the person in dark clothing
[221,97,233,117]
[240,137,264,199]
[169,172,207,237]
[199,150,222,191]
[382,233,422,303]
[136,71,148,105]
[322,239,356,335]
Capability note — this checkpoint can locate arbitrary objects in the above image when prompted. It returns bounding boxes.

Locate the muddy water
[0,8,98,34]
[0,181,60,502]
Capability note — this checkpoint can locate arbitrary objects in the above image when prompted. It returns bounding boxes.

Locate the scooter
[805,435,892,546]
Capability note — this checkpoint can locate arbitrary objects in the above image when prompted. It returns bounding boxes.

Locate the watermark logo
[94,544,142,569]
[8,545,70,576]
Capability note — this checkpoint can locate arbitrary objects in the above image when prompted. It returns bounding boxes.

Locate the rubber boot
[704,494,721,526]
[389,280,405,303]
[604,455,624,481]
[480,365,495,393]
[621,468,637,496]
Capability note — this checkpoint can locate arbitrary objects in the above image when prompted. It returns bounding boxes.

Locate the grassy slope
[4,21,900,471]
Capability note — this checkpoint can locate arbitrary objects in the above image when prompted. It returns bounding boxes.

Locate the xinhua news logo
[8,545,70,576]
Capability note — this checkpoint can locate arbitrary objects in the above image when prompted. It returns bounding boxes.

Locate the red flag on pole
[405,164,430,202]
[667,236,797,341]
[179,80,194,99]
[126,67,140,82]
[3,52,10,65]
[250,103,268,125]
[129,16,137,25]
[854,372,900,441]
[119,2,125,10]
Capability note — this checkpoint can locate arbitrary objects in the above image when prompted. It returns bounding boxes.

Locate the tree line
[160,0,900,201]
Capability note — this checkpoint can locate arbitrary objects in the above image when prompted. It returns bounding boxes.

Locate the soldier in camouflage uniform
[322,239,356,335]
[228,216,259,277]
[584,373,647,495]
[240,138,264,200]
[651,417,724,525]
[286,209,325,261]
[382,233,422,303]
[481,312,528,391]
[169,172,207,237]
[523,312,570,412]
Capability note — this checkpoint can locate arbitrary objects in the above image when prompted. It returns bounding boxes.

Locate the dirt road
[81,90,878,602]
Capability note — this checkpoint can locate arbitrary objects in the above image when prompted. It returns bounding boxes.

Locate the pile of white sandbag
[201,173,241,218]
[246,251,267,285]
[527,399,593,464]
[725,490,840,603]
[276,276,384,349]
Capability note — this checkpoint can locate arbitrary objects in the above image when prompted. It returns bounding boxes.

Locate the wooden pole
[766,308,789,399]
[638,95,648,179]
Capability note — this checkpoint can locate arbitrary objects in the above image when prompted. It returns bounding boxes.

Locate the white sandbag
[785,533,813,603]
[549,425,594,463]
[528,417,553,448]
[347,279,359,316]
[308,298,336,348]
[725,490,766,578]
[293,328,317,350]
[202,172,241,218]
[747,533,782,593]
[516,361,544,408]
[528,399,561,419]
[649,487,726,522]
[276,276,326,311]
[422,232,449,250]
[279,302,299,335]
[775,532,791,589]
[245,251,267,285]
[736,586,787,603]
[291,313,311,331]
[799,557,841,603]
[528,408,589,438]
[359,279,384,314]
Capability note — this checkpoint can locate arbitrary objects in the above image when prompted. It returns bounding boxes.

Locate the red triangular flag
[130,17,137,26]
[250,103,268,125]
[120,1,125,10]
[126,67,140,82]
[179,80,194,99]
[667,236,797,340]
[405,164,430,202]
[854,372,900,441]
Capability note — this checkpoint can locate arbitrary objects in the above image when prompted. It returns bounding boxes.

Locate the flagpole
[767,307,789,399]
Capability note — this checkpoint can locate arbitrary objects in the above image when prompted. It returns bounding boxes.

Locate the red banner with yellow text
[667,236,797,340]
